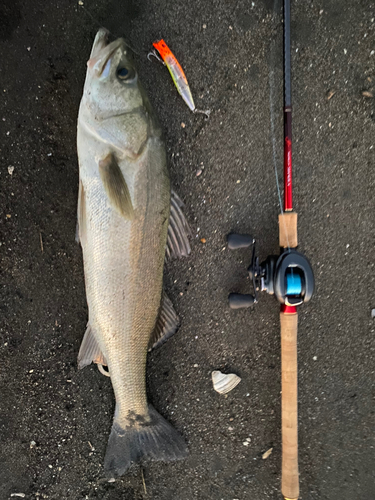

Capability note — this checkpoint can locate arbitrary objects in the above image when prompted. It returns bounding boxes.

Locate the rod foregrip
[280,310,299,500]
[279,212,298,248]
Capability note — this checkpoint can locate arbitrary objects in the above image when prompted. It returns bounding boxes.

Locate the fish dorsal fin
[99,153,134,220]
[166,190,191,260]
[148,292,180,351]
[76,179,87,245]
[78,324,107,369]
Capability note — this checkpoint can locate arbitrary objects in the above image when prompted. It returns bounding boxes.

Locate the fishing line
[78,3,141,56]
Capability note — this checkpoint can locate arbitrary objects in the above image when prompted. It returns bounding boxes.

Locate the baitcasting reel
[227,233,314,308]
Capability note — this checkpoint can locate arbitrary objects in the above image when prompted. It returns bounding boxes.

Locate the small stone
[48,464,53,469]
[344,49,347,55]
[319,9,323,14]
[202,24,207,29]
[78,0,84,4]
[243,441,250,446]
[229,25,233,30]
[262,447,273,459]
[236,179,240,184]
[200,238,206,244]
[196,169,202,176]
[371,309,375,318]
[246,437,251,442]
[30,440,36,448]
[29,369,34,373]
[362,91,373,98]
[371,50,375,56]
[108,478,116,483]
[8,166,14,175]
[193,364,199,367]
[181,122,186,128]
[6,214,11,218]
[27,47,31,51]
[313,356,317,361]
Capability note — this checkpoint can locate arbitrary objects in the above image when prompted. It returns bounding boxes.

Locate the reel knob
[227,233,255,250]
[228,293,256,309]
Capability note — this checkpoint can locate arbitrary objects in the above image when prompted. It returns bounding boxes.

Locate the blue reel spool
[286,271,302,296]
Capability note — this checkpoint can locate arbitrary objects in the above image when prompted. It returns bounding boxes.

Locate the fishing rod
[226,1,314,499]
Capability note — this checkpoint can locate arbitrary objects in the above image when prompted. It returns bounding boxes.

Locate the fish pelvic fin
[77,323,106,369]
[148,291,180,351]
[99,153,134,220]
[104,405,188,477]
[166,190,191,260]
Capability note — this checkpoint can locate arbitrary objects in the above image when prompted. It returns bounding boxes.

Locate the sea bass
[76,29,190,477]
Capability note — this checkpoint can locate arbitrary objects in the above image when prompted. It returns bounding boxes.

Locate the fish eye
[117,67,134,81]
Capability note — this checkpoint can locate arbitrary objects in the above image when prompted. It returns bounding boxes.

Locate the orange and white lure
[151,39,196,112]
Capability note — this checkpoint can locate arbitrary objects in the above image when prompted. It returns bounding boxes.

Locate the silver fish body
[76,29,189,476]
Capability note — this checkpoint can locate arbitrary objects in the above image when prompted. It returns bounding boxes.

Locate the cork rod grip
[279,212,298,248]
[280,311,299,500]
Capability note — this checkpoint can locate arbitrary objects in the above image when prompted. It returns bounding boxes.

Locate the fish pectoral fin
[76,179,87,245]
[166,190,191,260]
[77,323,107,369]
[99,153,134,220]
[148,292,180,351]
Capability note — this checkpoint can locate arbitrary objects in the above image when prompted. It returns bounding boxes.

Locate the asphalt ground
[1,0,375,499]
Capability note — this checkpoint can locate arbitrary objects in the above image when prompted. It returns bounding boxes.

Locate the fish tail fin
[104,405,188,477]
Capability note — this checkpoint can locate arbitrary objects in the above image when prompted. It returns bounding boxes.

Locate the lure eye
[117,67,130,79]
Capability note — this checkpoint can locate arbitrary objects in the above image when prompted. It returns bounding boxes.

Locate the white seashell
[211,370,241,394]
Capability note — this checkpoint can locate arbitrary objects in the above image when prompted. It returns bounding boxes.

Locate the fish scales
[81,137,169,424]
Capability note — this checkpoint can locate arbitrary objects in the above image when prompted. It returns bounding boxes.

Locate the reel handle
[280,309,299,500]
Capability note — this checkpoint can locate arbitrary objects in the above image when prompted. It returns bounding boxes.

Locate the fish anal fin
[166,190,191,260]
[78,324,107,369]
[99,153,134,220]
[148,292,180,351]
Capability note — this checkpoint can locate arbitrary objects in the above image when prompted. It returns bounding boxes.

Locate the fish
[76,28,191,477]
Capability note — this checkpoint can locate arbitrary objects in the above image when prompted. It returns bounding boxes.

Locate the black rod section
[284,0,291,110]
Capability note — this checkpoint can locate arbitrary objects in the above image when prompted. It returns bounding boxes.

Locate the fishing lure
[152,39,196,112]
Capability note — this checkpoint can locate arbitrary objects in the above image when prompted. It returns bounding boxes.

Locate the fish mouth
[89,28,110,59]
[87,29,125,76]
